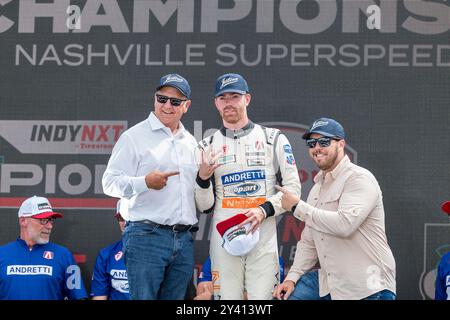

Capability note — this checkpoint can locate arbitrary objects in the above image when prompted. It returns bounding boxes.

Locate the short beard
[29,230,49,245]
[35,237,50,245]
[317,145,339,171]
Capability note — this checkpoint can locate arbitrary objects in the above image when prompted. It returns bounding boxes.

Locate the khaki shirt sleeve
[294,174,379,238]
[285,225,319,284]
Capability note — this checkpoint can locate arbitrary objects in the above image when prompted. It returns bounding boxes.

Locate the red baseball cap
[216,214,259,256]
[441,201,450,215]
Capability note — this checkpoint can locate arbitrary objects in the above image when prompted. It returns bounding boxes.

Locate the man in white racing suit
[195,73,301,300]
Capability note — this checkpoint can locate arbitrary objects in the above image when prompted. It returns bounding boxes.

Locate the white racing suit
[195,122,301,300]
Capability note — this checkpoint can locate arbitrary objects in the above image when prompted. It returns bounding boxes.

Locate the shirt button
[327,273,330,276]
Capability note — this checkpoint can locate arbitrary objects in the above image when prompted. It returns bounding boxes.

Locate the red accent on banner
[282,216,305,242]
[73,254,87,264]
[0,197,118,209]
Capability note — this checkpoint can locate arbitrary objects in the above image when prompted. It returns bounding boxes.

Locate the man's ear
[19,217,27,227]
[183,100,191,113]
[245,93,251,107]
[338,139,346,150]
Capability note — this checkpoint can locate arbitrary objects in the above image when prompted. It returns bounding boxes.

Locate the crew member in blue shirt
[435,201,450,300]
[91,199,130,300]
[0,196,87,300]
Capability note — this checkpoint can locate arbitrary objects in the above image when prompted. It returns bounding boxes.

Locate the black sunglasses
[155,94,187,107]
[306,137,339,148]
[32,217,56,225]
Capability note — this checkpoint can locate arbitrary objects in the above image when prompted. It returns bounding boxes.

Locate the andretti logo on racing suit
[221,170,266,209]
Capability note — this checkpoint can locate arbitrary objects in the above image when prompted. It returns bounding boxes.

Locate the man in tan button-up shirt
[273,118,396,300]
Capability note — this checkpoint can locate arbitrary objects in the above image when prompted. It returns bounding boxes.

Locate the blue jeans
[288,270,396,300]
[122,221,194,300]
[288,270,331,300]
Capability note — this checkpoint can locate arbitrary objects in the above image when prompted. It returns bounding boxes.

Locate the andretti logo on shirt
[7,265,53,276]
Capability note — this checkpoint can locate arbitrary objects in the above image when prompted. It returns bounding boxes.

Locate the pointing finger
[275,185,290,194]
[162,171,180,177]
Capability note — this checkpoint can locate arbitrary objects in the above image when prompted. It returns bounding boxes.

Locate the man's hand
[145,170,179,190]
[194,281,213,300]
[275,185,300,212]
[198,148,222,180]
[272,280,295,300]
[238,207,265,234]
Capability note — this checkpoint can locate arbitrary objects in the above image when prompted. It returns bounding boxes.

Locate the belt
[141,220,198,233]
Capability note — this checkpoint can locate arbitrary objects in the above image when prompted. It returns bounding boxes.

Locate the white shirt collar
[148,112,186,137]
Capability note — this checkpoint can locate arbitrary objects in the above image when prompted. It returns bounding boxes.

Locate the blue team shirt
[90,240,130,300]
[198,256,285,283]
[0,238,87,300]
[435,251,450,300]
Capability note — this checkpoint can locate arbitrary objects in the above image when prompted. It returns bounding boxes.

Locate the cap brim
[32,211,63,219]
[441,201,450,215]
[216,213,248,236]
[215,89,247,97]
[302,130,341,140]
[156,84,189,99]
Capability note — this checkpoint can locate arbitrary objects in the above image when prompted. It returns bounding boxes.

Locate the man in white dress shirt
[102,74,198,300]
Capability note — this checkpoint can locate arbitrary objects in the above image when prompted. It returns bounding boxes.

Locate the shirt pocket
[321,193,341,211]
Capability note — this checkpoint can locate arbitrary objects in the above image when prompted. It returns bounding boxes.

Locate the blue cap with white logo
[215,73,249,97]
[302,118,345,140]
[156,73,191,99]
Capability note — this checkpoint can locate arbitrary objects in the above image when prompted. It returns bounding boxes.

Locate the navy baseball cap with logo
[302,118,345,140]
[215,73,249,97]
[156,73,191,99]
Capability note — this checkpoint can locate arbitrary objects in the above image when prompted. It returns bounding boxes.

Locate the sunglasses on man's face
[155,94,187,107]
[306,137,338,148]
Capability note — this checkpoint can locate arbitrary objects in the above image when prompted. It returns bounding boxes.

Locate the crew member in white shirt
[102,74,198,300]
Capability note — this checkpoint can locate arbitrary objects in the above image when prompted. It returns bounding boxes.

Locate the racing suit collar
[220,121,255,139]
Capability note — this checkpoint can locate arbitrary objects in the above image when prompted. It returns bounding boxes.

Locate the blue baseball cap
[302,118,345,140]
[215,73,249,97]
[156,74,191,99]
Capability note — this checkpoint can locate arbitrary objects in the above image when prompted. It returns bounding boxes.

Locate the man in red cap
[0,196,87,300]
[435,201,450,300]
